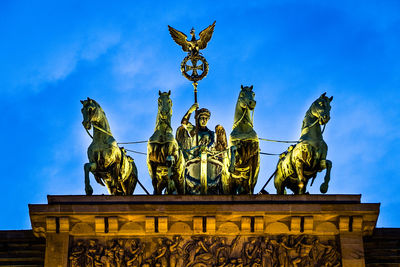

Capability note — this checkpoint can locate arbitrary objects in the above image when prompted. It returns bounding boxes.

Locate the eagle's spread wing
[215,124,227,152]
[198,21,216,50]
[168,25,189,52]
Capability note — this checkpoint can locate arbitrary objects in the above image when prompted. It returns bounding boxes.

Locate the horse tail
[127,160,138,195]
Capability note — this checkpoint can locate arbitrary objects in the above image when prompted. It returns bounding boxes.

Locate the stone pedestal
[29,194,379,267]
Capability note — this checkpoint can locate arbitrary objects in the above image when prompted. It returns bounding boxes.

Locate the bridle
[232,102,255,129]
[83,106,113,139]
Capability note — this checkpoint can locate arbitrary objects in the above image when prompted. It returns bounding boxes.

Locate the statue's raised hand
[189,103,199,113]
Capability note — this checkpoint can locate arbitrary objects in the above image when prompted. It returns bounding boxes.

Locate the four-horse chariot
[81,87,333,196]
[80,21,333,196]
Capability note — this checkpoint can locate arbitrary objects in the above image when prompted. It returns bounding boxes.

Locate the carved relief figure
[126,239,144,267]
[114,239,126,267]
[167,235,183,267]
[81,98,138,195]
[260,237,275,267]
[183,235,215,266]
[322,240,341,267]
[276,235,293,267]
[86,240,102,267]
[152,238,169,266]
[104,239,118,267]
[69,235,341,267]
[69,240,85,267]
[292,236,313,267]
[273,93,333,195]
[242,237,261,266]
[215,236,240,266]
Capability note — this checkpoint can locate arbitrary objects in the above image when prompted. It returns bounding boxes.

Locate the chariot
[80,22,333,196]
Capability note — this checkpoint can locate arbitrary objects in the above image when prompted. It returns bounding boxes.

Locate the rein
[84,124,113,139]
[304,118,319,130]
[232,106,253,129]
[258,117,327,147]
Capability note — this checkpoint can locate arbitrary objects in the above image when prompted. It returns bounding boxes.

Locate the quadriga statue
[81,98,138,195]
[274,93,333,194]
[228,85,260,194]
[147,91,185,194]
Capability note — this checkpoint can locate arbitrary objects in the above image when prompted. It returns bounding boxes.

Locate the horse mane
[233,86,253,129]
[301,108,314,130]
[85,98,110,132]
[301,95,329,130]
[155,94,173,133]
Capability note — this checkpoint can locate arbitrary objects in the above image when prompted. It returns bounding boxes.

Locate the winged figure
[168,21,216,56]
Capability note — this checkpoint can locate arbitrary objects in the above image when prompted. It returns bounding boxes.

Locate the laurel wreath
[180,55,209,82]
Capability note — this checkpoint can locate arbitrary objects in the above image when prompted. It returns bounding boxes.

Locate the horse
[228,85,260,194]
[147,91,185,195]
[81,97,138,195]
[274,93,333,194]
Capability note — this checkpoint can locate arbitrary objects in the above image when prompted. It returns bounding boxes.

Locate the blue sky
[0,1,399,229]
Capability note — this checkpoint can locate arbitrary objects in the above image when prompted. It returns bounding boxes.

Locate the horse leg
[104,180,116,195]
[244,178,251,195]
[274,170,285,195]
[319,159,332,193]
[250,152,260,194]
[229,145,237,173]
[152,175,162,195]
[294,159,307,194]
[84,162,96,195]
[149,162,161,195]
[123,161,138,195]
[166,155,175,194]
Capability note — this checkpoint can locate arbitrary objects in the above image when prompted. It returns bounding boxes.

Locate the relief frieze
[69,234,341,267]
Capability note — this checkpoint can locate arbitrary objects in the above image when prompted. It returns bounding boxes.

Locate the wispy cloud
[3,30,121,95]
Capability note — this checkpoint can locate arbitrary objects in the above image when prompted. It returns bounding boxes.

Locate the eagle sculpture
[168,21,216,56]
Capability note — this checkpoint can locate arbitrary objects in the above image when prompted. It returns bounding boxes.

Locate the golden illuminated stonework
[29,195,379,267]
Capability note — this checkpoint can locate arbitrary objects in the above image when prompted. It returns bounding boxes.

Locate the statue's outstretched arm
[181,103,199,125]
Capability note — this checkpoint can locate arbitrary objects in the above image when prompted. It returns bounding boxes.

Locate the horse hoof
[85,186,93,196]
[298,182,304,189]
[320,183,328,194]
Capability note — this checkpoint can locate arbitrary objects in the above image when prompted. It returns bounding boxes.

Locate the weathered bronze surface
[179,103,214,158]
[274,93,333,195]
[147,91,185,195]
[69,234,341,267]
[169,21,215,83]
[81,98,138,195]
[228,85,260,195]
[177,103,229,195]
[168,21,215,57]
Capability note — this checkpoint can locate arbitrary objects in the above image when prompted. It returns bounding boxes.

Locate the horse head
[310,92,333,125]
[238,85,256,110]
[80,97,102,130]
[158,90,172,121]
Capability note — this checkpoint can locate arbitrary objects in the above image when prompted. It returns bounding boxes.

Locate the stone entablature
[29,195,379,266]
